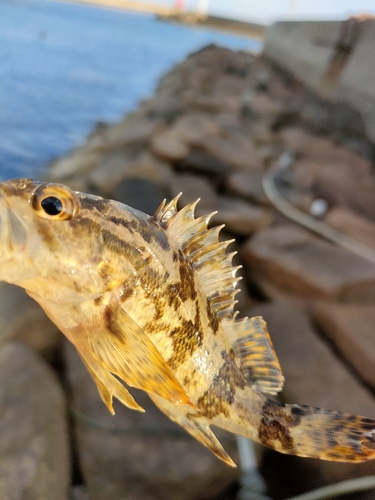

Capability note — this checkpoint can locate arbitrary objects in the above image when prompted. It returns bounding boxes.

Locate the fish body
[1,178,375,466]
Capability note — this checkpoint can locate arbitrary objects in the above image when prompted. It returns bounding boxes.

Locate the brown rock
[48,149,100,180]
[0,342,70,500]
[168,112,220,145]
[314,164,375,221]
[227,171,270,205]
[182,90,240,114]
[213,197,273,236]
[151,130,190,161]
[89,151,173,195]
[0,283,61,357]
[249,92,284,116]
[168,173,219,216]
[240,224,375,302]
[313,303,375,388]
[279,127,372,175]
[293,159,323,190]
[199,134,264,172]
[247,301,375,486]
[88,114,163,152]
[324,206,375,252]
[177,149,232,178]
[65,342,240,500]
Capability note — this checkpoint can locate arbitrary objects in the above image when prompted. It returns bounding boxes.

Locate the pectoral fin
[90,305,193,408]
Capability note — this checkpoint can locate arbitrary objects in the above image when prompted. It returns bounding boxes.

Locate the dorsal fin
[153,195,241,319]
[223,316,284,395]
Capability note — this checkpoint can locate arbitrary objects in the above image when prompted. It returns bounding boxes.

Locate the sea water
[0,0,262,180]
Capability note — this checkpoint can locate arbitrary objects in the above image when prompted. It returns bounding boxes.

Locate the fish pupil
[41,196,63,216]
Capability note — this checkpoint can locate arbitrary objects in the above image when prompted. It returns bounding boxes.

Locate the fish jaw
[0,183,31,283]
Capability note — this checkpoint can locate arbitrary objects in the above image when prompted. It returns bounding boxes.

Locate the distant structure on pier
[65,0,266,39]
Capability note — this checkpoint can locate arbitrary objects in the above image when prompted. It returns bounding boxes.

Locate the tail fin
[281,404,375,462]
[216,394,375,463]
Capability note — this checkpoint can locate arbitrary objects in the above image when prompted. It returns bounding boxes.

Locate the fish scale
[1,178,375,467]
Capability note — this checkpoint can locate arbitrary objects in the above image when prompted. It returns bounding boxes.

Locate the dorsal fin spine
[154,193,182,225]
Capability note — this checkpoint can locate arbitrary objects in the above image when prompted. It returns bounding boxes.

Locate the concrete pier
[264,19,375,144]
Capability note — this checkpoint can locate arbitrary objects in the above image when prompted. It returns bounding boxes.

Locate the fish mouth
[0,186,27,261]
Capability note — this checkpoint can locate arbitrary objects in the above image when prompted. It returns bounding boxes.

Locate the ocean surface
[0,0,262,181]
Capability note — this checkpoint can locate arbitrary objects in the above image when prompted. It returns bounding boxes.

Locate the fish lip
[0,185,27,260]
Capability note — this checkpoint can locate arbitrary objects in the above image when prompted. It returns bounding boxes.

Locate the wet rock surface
[3,43,375,499]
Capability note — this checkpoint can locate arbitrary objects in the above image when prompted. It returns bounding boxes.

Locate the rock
[198,134,264,172]
[151,130,190,162]
[279,127,372,176]
[88,114,163,152]
[250,92,284,115]
[312,303,375,388]
[177,149,232,179]
[292,159,324,190]
[0,342,70,500]
[213,196,273,236]
[227,171,270,206]
[112,177,169,215]
[240,224,375,302]
[65,342,240,500]
[183,91,240,114]
[247,301,375,487]
[168,112,220,145]
[313,164,375,221]
[70,485,91,500]
[89,151,173,195]
[168,173,219,216]
[324,206,375,252]
[0,283,61,357]
[48,150,100,180]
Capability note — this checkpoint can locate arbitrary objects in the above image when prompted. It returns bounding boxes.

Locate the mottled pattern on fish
[1,178,375,466]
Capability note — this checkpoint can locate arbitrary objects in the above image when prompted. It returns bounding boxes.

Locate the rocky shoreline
[1,44,375,499]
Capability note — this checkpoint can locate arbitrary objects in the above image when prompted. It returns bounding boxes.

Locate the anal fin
[149,393,236,467]
[78,346,145,414]
[223,316,284,395]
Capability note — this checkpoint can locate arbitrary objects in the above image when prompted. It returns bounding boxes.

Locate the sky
[145,0,375,24]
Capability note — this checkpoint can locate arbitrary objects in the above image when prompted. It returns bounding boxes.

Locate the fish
[1,177,375,467]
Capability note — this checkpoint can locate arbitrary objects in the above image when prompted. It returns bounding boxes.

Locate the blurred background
[1,1,375,500]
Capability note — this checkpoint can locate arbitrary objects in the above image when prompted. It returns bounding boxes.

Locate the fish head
[0,178,126,303]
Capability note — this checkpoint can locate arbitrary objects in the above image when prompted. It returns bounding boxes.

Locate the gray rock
[0,283,61,357]
[65,342,240,500]
[112,177,169,215]
[0,342,70,500]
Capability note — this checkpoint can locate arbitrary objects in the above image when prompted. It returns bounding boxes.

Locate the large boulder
[0,342,70,500]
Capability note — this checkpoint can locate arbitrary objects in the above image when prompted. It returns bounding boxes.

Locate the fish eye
[41,196,63,216]
[32,184,80,220]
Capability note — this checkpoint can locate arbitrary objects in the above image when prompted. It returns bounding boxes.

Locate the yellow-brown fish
[1,178,375,467]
